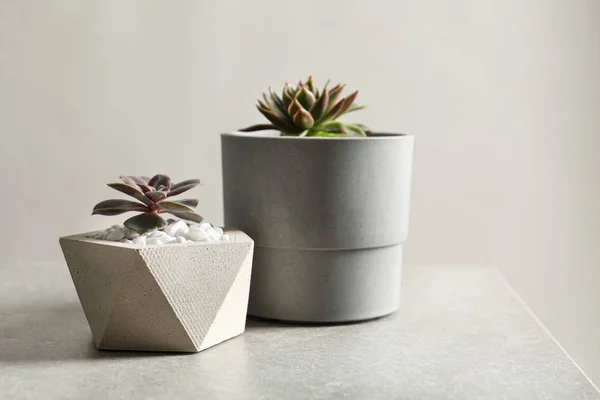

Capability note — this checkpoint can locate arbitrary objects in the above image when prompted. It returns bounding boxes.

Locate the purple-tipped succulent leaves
[92,175,202,234]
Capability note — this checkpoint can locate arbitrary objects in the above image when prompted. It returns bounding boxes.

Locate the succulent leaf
[306,76,315,93]
[257,98,268,110]
[287,98,303,118]
[168,211,203,223]
[335,91,359,118]
[282,83,295,107]
[355,123,373,135]
[138,184,153,193]
[107,183,154,206]
[120,176,149,186]
[311,131,349,137]
[317,121,347,134]
[145,191,167,202]
[268,88,288,115]
[120,176,139,186]
[169,179,201,197]
[124,213,167,234]
[154,200,196,214]
[344,124,368,137]
[347,103,366,113]
[296,85,316,110]
[326,84,346,111]
[310,88,329,120]
[239,124,278,132]
[292,109,315,129]
[260,97,289,122]
[177,199,200,208]
[148,174,171,189]
[92,199,149,216]
[257,105,299,132]
[320,99,346,121]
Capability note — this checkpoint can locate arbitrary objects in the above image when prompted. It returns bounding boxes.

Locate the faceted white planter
[59,229,254,352]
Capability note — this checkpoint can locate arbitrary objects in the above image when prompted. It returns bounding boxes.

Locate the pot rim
[60,229,251,248]
[221,131,413,141]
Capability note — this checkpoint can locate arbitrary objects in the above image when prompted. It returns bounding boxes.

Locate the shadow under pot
[221,132,414,323]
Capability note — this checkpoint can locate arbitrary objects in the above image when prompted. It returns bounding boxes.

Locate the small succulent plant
[92,175,202,234]
[240,76,371,137]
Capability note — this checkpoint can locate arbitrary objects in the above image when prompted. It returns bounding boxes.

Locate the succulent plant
[240,76,372,137]
[92,175,202,234]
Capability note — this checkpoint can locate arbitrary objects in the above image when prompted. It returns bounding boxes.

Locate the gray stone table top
[1,263,598,400]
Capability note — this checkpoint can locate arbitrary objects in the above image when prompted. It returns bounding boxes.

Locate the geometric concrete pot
[221,132,414,323]
[59,229,254,352]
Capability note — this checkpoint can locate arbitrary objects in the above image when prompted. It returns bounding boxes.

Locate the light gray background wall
[1,0,599,388]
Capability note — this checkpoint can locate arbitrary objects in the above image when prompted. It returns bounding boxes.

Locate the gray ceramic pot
[221,132,414,323]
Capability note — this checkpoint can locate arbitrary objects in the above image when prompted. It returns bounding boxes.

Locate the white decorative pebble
[199,222,212,231]
[204,227,220,241]
[96,220,227,246]
[106,228,125,241]
[187,229,209,242]
[146,237,163,246]
[162,236,177,244]
[133,236,146,246]
[123,227,139,240]
[164,220,189,237]
[148,230,169,238]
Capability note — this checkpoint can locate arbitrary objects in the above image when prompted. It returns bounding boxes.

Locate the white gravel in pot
[89,219,230,246]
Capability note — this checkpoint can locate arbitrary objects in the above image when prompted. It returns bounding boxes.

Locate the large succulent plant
[240,76,371,137]
[92,175,202,234]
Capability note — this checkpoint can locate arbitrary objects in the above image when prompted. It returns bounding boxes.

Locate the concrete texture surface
[222,133,413,322]
[59,230,254,352]
[222,133,414,249]
[248,244,404,322]
[1,264,598,400]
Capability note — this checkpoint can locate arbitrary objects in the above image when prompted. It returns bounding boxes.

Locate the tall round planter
[221,132,414,323]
